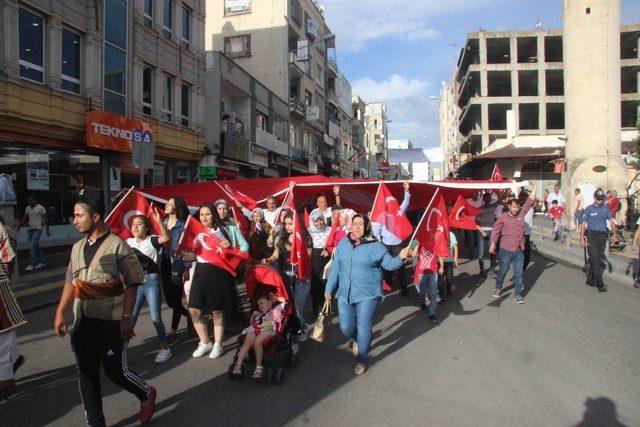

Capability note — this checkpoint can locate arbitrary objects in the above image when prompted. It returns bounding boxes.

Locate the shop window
[163,0,173,39]
[225,0,251,15]
[18,8,44,83]
[181,5,191,49]
[143,0,153,27]
[61,28,81,94]
[224,35,251,57]
[180,82,190,127]
[142,66,153,115]
[162,74,173,122]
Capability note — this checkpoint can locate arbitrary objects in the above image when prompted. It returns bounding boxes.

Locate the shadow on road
[573,396,628,427]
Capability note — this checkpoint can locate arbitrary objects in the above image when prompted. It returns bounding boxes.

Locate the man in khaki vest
[53,188,156,426]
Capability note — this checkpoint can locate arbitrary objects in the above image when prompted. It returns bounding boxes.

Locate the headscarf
[347,214,375,247]
[310,209,325,226]
[213,199,228,209]
[340,209,357,233]
[251,208,265,231]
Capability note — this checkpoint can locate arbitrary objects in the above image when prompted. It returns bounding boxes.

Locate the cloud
[352,74,440,148]
[321,0,501,52]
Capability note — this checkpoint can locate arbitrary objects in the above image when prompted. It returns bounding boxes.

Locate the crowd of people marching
[0,176,625,426]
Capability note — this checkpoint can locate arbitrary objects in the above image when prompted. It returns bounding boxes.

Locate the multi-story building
[441,23,640,181]
[351,95,368,178]
[0,0,205,249]
[364,102,389,179]
[206,0,353,176]
[203,51,290,178]
[388,139,414,179]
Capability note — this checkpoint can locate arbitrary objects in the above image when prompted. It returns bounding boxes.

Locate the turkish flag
[176,216,248,277]
[412,190,451,263]
[370,183,413,241]
[231,205,250,239]
[106,188,164,240]
[448,195,480,230]
[303,208,311,230]
[289,205,311,280]
[413,247,439,284]
[275,187,295,226]
[222,182,257,210]
[491,164,504,181]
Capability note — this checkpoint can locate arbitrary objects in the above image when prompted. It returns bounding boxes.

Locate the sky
[322,0,640,149]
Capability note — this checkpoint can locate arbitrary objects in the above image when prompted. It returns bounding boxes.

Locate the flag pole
[214,180,236,202]
[407,187,440,249]
[370,181,383,217]
[104,186,135,222]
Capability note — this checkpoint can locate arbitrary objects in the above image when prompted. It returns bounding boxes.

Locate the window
[224,35,251,57]
[305,90,312,106]
[224,0,251,15]
[143,0,153,27]
[257,112,267,130]
[181,6,191,48]
[163,0,173,39]
[180,82,190,127]
[142,66,153,115]
[18,8,44,83]
[61,28,81,94]
[104,0,127,115]
[162,74,173,122]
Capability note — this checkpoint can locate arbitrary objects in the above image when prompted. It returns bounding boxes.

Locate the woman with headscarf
[180,203,248,360]
[325,214,409,376]
[308,209,331,316]
[325,208,356,254]
[247,208,273,261]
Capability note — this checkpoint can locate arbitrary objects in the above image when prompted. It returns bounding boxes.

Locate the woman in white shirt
[126,208,171,363]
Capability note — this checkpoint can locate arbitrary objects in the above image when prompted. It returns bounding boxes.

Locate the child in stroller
[233,294,285,379]
[229,264,297,384]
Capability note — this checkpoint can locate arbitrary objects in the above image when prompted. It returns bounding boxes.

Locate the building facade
[388,138,414,179]
[351,95,368,178]
[440,22,640,181]
[364,102,389,179]
[203,51,290,179]
[206,0,353,176]
[0,0,205,249]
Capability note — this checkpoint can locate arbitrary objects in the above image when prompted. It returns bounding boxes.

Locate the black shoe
[13,355,25,373]
[597,286,608,292]
[428,314,437,324]
[400,288,409,297]
[420,303,427,311]
[585,279,595,287]
[634,281,640,289]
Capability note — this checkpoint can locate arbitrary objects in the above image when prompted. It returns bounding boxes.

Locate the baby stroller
[228,264,298,385]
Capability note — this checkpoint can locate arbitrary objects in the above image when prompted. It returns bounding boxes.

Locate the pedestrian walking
[161,196,192,347]
[549,200,566,241]
[308,210,331,317]
[126,211,172,363]
[543,189,549,213]
[17,195,50,270]
[630,217,640,289]
[325,214,409,375]
[573,188,585,229]
[180,203,249,359]
[476,192,498,277]
[373,181,411,296]
[519,190,534,270]
[53,188,156,426]
[438,230,458,304]
[580,189,616,292]
[411,243,441,323]
[490,180,537,304]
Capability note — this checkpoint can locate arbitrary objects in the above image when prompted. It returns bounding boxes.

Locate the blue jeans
[495,248,524,297]
[132,274,167,343]
[337,297,381,363]
[28,229,44,266]
[286,271,311,326]
[417,273,438,316]
[478,230,496,273]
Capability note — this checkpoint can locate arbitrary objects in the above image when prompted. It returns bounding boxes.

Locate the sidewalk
[530,215,638,286]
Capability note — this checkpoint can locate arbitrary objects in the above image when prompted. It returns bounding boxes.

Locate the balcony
[290,146,307,161]
[221,132,250,163]
[289,51,308,78]
[255,127,289,157]
[327,56,338,76]
[289,97,306,118]
[327,89,339,107]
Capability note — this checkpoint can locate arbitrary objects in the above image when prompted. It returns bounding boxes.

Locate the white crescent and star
[455,206,465,221]
[426,208,442,232]
[194,232,214,251]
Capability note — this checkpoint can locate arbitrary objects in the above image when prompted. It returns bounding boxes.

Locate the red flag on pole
[289,204,311,280]
[106,188,164,240]
[448,195,481,230]
[176,216,248,277]
[303,208,311,230]
[219,182,257,210]
[491,164,504,181]
[275,187,294,226]
[230,205,250,239]
[370,183,413,241]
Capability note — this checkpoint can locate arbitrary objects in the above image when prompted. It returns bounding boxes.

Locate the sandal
[252,365,264,379]
[232,364,242,378]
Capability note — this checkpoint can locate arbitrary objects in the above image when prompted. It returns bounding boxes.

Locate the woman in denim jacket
[325,214,409,375]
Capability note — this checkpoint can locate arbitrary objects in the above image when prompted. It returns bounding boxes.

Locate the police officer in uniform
[579,189,616,292]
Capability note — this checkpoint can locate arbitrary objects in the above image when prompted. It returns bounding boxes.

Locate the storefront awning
[474,144,563,160]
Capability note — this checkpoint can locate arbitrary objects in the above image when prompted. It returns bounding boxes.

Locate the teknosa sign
[86,109,154,153]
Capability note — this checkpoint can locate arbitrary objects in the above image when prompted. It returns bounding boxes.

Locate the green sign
[199,166,217,181]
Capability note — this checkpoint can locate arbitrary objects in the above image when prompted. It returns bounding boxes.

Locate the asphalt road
[3,252,639,427]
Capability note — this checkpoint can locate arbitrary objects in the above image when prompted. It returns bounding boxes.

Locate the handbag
[310,299,333,342]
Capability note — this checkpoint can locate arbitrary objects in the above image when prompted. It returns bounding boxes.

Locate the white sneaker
[155,348,172,363]
[192,341,213,358]
[25,265,35,271]
[35,263,46,269]
[209,343,223,359]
